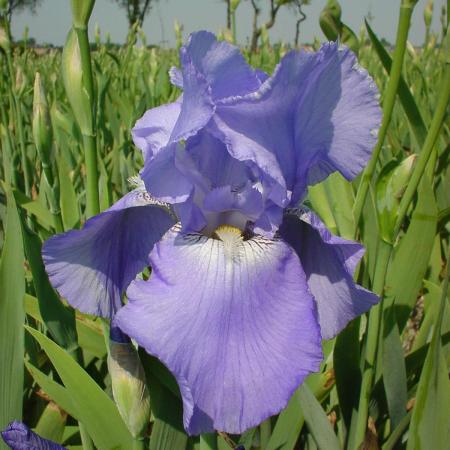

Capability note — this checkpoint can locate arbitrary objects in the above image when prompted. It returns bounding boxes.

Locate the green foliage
[0,189,25,450]
[26,326,133,449]
[0,1,448,448]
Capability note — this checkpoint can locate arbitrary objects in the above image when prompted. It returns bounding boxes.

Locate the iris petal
[171,54,214,143]
[1,421,65,450]
[183,31,261,100]
[132,101,181,159]
[43,187,175,318]
[214,42,381,204]
[115,226,322,435]
[280,209,379,340]
[169,31,261,143]
[140,143,193,204]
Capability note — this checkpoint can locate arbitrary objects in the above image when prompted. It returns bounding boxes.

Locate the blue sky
[11,0,445,47]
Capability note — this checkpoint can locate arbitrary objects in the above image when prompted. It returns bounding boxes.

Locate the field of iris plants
[0,0,449,449]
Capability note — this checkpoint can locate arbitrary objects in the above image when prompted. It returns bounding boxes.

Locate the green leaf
[334,318,361,430]
[365,20,427,149]
[265,389,305,450]
[412,280,443,351]
[298,384,340,450]
[323,173,355,239]
[385,176,437,331]
[150,419,188,450]
[406,262,450,450]
[24,294,105,359]
[13,188,53,230]
[25,360,78,419]
[26,326,133,450]
[75,315,106,359]
[266,371,335,450]
[382,308,408,429]
[35,403,66,444]
[309,172,355,239]
[0,189,25,448]
[375,156,416,244]
[361,189,380,280]
[238,428,257,450]
[199,434,217,450]
[18,215,78,352]
[62,426,80,445]
[139,350,187,450]
[308,181,338,235]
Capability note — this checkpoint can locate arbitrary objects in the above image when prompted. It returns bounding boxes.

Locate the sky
[10,0,445,47]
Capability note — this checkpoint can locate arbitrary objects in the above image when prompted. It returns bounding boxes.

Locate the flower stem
[231,10,237,44]
[5,53,31,197]
[352,0,416,236]
[0,99,18,187]
[69,0,99,218]
[82,133,100,218]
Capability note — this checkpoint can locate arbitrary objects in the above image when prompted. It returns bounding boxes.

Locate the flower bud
[61,28,94,136]
[138,26,147,47]
[261,25,269,47]
[0,25,10,52]
[149,48,158,76]
[94,22,101,46]
[319,0,342,42]
[15,66,27,96]
[424,0,433,28]
[107,327,150,439]
[230,0,241,13]
[1,421,65,450]
[376,155,416,244]
[70,0,95,29]
[220,28,233,44]
[33,73,53,167]
[406,40,418,63]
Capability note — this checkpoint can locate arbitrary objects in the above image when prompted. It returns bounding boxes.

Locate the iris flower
[1,422,65,449]
[43,32,381,435]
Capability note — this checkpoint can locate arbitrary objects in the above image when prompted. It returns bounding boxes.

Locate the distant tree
[290,0,310,47]
[249,0,293,52]
[112,0,156,28]
[224,0,231,30]
[0,0,43,24]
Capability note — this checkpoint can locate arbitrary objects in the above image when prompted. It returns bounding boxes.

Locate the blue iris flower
[42,32,381,435]
[1,422,66,449]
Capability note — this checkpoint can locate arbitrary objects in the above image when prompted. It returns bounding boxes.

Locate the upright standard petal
[43,186,175,318]
[214,43,381,203]
[182,31,261,101]
[132,101,181,159]
[170,54,215,143]
[1,421,65,450]
[280,209,379,340]
[169,31,261,143]
[116,225,322,435]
